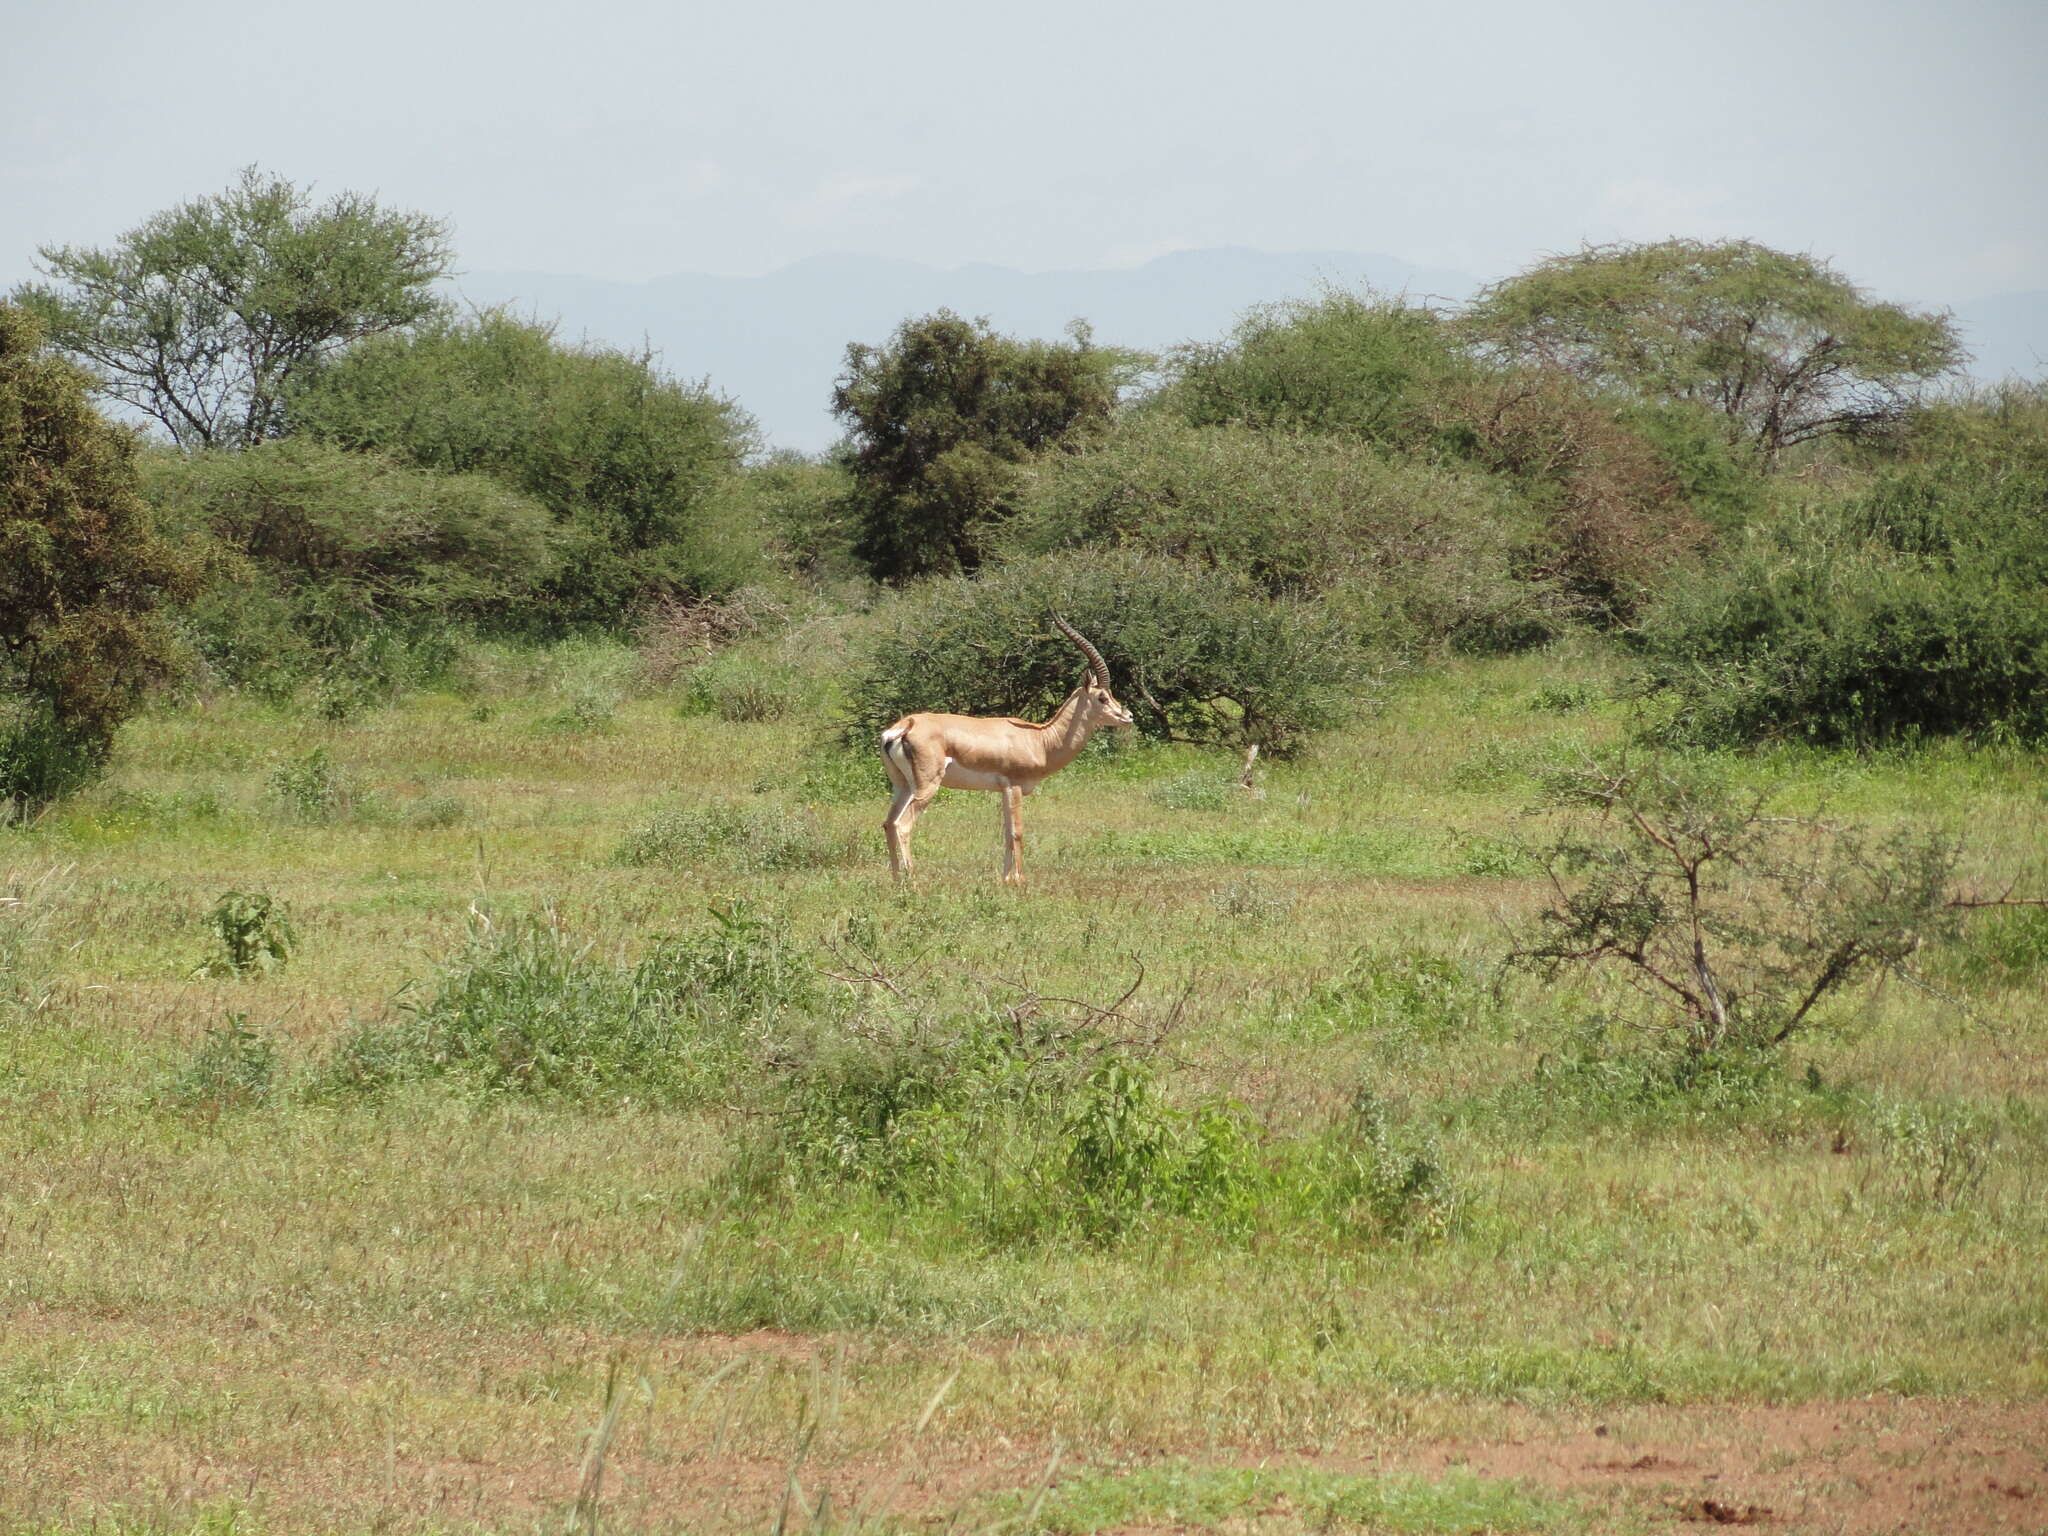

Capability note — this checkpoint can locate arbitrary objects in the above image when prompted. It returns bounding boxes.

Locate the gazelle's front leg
[1001,784,1025,885]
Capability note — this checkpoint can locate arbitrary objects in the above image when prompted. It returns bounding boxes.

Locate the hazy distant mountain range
[452,250,2047,453]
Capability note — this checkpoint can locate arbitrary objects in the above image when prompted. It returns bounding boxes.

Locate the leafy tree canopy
[832,311,1127,581]
[289,309,757,624]
[11,168,451,450]
[1461,239,1963,462]
[0,304,195,803]
[1168,290,1468,449]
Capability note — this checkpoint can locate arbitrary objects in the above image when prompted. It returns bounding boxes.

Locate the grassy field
[3,634,2046,1535]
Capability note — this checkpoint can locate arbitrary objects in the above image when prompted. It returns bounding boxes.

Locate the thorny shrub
[1507,755,2032,1061]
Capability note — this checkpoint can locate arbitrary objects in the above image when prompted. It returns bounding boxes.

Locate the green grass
[2,638,2045,1533]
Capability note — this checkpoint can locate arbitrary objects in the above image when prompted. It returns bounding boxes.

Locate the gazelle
[880,616,1134,884]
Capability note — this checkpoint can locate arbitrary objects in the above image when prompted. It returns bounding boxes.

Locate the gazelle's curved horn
[1051,613,1111,691]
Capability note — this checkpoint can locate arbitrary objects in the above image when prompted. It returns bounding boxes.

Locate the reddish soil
[6,1305,2043,1533]
[1376,1397,2048,1534]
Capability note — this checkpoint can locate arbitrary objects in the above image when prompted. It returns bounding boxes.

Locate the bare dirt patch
[6,1305,2043,1534]
[1375,1396,2048,1534]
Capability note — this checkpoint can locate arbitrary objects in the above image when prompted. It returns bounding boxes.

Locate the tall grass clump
[0,866,66,1029]
[679,652,807,723]
[317,905,811,1103]
[162,1014,280,1114]
[268,748,371,823]
[737,983,1459,1247]
[613,801,852,875]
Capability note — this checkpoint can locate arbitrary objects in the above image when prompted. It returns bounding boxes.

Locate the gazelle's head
[1053,614,1135,729]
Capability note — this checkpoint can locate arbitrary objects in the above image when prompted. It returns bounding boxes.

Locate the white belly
[940,759,1010,792]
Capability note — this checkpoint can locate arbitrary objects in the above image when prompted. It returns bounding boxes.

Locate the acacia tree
[0,304,194,804]
[11,168,450,449]
[1510,756,2040,1059]
[1462,240,1963,463]
[832,312,1125,581]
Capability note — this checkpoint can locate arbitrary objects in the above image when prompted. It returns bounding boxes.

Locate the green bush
[195,891,296,978]
[1636,383,2048,746]
[1004,415,1558,652]
[844,552,1365,754]
[143,438,556,618]
[1060,1059,1263,1238]
[1168,290,1467,448]
[1312,1087,1459,1237]
[0,703,109,811]
[289,309,759,624]
[1638,517,2048,747]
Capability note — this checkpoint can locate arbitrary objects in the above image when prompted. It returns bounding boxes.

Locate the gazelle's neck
[1036,688,1097,771]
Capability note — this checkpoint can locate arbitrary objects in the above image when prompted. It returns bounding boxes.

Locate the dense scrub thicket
[146,438,557,618]
[1001,415,1558,652]
[844,551,1364,753]
[1637,382,2048,745]
[289,309,759,624]
[1166,292,1721,626]
[140,439,561,710]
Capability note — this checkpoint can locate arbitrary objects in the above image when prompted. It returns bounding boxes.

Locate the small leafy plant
[268,748,362,822]
[196,890,296,978]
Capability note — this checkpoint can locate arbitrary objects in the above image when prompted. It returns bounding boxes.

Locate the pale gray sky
[4,0,2044,306]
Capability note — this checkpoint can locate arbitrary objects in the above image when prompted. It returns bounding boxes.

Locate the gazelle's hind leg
[880,730,936,880]
[884,783,913,877]
[886,786,940,879]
